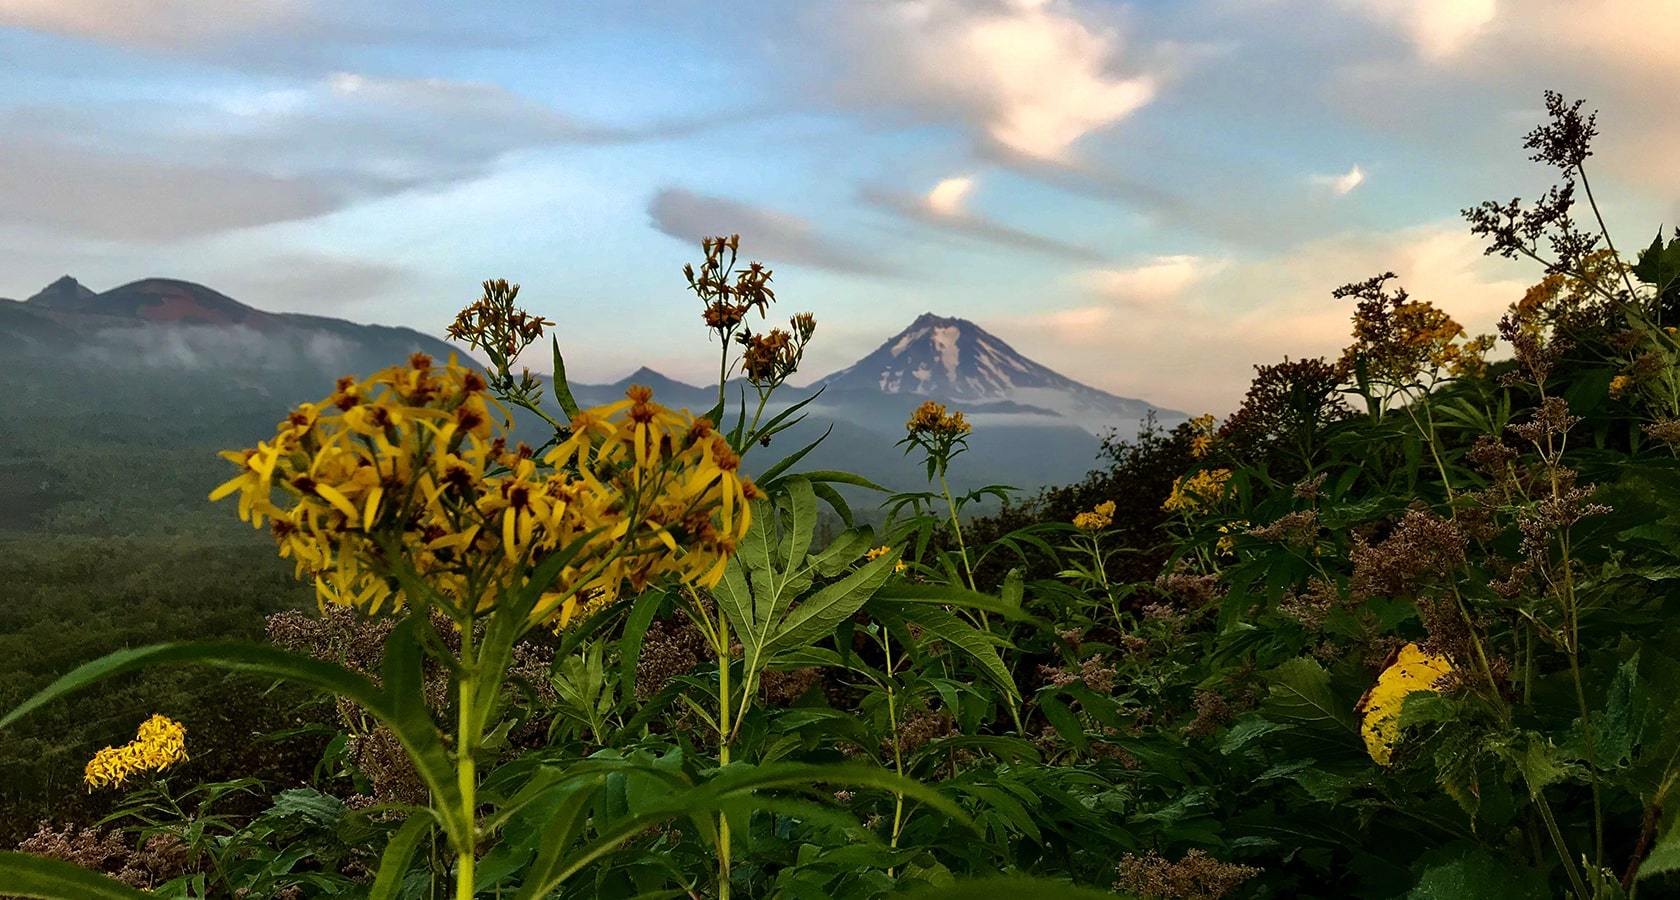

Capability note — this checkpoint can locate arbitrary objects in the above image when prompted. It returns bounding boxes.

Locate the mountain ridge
[1,274,1180,493]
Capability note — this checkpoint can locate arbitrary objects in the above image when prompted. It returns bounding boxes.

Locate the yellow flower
[905,400,969,439]
[1188,414,1217,459]
[1162,469,1232,514]
[901,400,972,477]
[866,545,909,574]
[1073,500,1116,532]
[1358,643,1454,765]
[214,362,752,632]
[1610,374,1631,399]
[84,714,188,790]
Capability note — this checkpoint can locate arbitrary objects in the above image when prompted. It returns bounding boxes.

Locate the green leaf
[1596,651,1647,767]
[514,778,604,900]
[1511,735,1566,800]
[517,762,971,898]
[763,553,896,659]
[550,336,582,421]
[0,852,155,899]
[618,589,667,699]
[874,583,1039,623]
[782,477,819,571]
[1264,657,1357,733]
[369,814,434,900]
[1639,829,1680,880]
[796,469,892,493]
[811,480,854,526]
[901,606,1020,701]
[1632,232,1680,295]
[1039,694,1088,753]
[1406,848,1547,899]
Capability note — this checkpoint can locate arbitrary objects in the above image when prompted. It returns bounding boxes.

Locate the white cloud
[819,0,1159,160]
[1076,255,1226,307]
[1313,164,1366,196]
[1343,0,1497,59]
[926,176,975,216]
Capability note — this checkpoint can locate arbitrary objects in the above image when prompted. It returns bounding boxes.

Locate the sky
[3,0,1678,414]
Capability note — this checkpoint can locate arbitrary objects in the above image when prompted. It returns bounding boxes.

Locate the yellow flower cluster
[1188,414,1217,459]
[1344,295,1491,384]
[905,400,970,439]
[866,545,909,573]
[84,714,188,790]
[1610,374,1632,398]
[1073,500,1116,532]
[1358,643,1454,765]
[212,355,755,630]
[1162,469,1232,514]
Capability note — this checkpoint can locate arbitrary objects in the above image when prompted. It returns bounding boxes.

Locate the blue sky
[3,0,1677,411]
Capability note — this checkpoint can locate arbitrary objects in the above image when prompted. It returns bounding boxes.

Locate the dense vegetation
[4,93,1680,899]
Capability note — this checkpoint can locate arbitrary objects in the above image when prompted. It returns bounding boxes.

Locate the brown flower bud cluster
[687,234,775,336]
[737,314,817,387]
[447,279,555,365]
[16,823,188,890]
[1114,848,1260,900]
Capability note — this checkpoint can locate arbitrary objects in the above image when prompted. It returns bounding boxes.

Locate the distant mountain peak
[814,311,1181,432]
[22,276,268,326]
[818,312,1064,401]
[26,275,97,308]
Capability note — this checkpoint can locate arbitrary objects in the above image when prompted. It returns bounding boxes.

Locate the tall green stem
[884,628,906,873]
[1535,790,1590,899]
[936,472,977,594]
[455,625,479,900]
[717,603,733,900]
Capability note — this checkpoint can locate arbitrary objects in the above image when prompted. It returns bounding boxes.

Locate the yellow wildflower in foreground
[1358,643,1454,765]
[212,355,754,631]
[1073,500,1116,532]
[85,714,188,790]
[1162,469,1233,514]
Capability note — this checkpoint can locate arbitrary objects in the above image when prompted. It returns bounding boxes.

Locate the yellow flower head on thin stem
[900,400,971,477]
[84,714,188,790]
[1358,643,1454,765]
